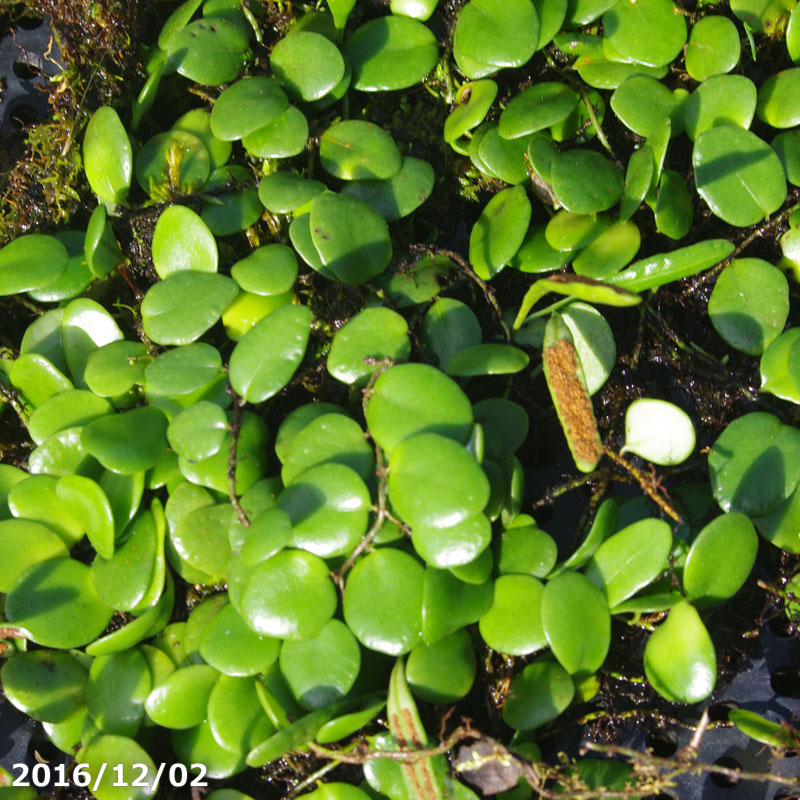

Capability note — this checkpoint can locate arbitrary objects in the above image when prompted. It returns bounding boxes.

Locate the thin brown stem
[602,446,683,525]
[333,360,396,591]
[582,740,800,788]
[227,390,250,529]
[530,470,604,510]
[408,244,511,343]
[0,382,29,427]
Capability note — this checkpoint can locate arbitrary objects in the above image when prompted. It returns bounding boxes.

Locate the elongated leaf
[83,107,132,205]
[607,239,734,293]
[514,275,640,330]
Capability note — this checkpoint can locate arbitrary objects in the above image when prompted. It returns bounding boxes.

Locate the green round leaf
[210,76,288,141]
[7,475,83,547]
[388,432,490,529]
[207,675,273,754]
[28,427,95,478]
[82,735,157,800]
[446,343,530,376]
[327,307,411,385]
[644,600,716,703]
[366,363,474,454]
[8,353,73,407]
[0,234,68,298]
[708,412,800,516]
[278,463,370,558]
[411,512,492,568]
[177,412,266,497]
[257,171,326,213]
[81,406,169,475]
[683,513,758,607]
[141,272,238,345]
[171,717,245,779]
[26,230,92,302]
[281,413,373,485]
[200,169,265,236]
[229,303,310,403]
[610,76,685,138]
[86,203,125,279]
[151,205,218,279]
[241,105,310,159]
[772,129,800,186]
[6,557,114,648]
[760,328,800,403]
[168,401,228,461]
[502,661,574,730]
[423,297,482,368]
[145,664,219,728]
[509,224,572,274]
[479,574,546,655]
[92,508,160,611]
[83,106,132,205]
[551,149,623,215]
[693,126,787,227]
[309,193,393,284]
[621,399,696,465]
[685,16,742,82]
[473,398,529,461]
[1,650,87,723]
[279,619,360,710]
[144,342,224,401]
[469,185,532,280]
[28,389,112,446]
[343,548,424,655]
[199,604,280,676]
[541,571,610,675]
[320,121,401,181]
[454,0,539,76]
[167,17,251,85]
[585,517,672,608]
[788,2,800,64]
[341,157,434,221]
[444,80,498,143]
[0,519,69,592]
[345,16,438,91]
[231,244,297,296]
[61,298,124,389]
[56,474,115,558]
[757,68,800,128]
[560,303,616,396]
[684,75,757,142]
[368,250,445,308]
[87,649,152,737]
[274,402,347,464]
[84,341,149,398]
[173,504,232,581]
[496,525,557,578]
[136,130,211,199]
[708,258,789,355]
[173,108,232,169]
[602,0,686,68]
[654,169,693,240]
[240,549,337,638]
[499,83,578,139]
[406,629,476,704]
[476,125,530,184]
[270,31,344,101]
[422,567,492,644]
